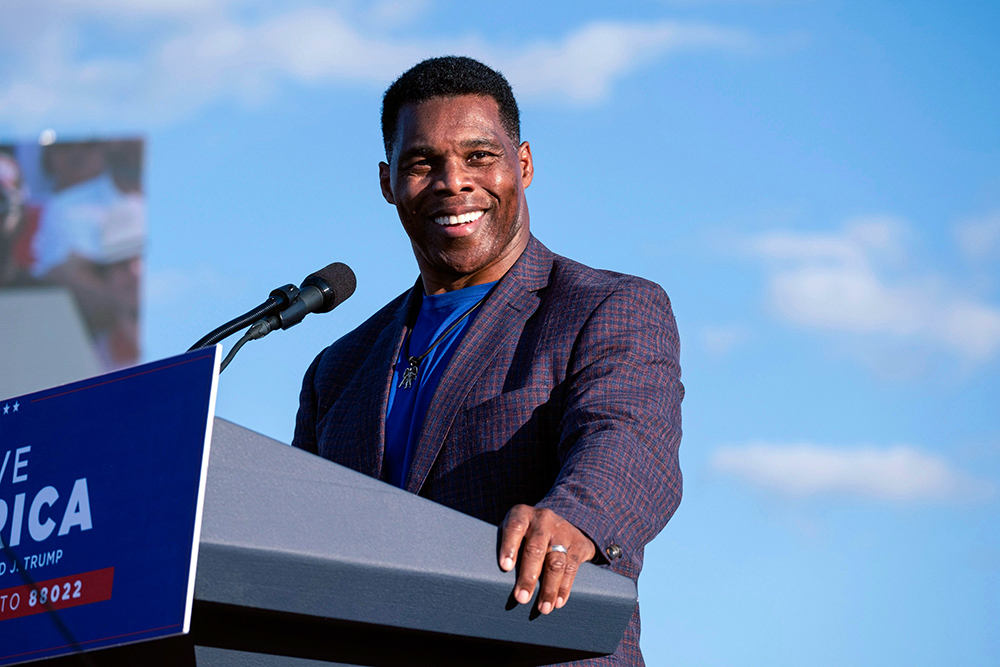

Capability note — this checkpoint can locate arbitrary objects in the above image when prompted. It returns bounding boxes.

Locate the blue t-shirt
[383,281,496,487]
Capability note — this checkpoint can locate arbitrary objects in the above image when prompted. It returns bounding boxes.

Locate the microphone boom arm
[188,284,299,351]
[188,262,356,372]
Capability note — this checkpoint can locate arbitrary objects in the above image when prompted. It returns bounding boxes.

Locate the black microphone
[189,262,356,355]
[248,262,356,340]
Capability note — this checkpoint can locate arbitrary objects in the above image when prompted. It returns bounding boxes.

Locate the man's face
[380,94,533,294]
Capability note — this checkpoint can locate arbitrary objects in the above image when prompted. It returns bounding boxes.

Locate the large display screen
[0,137,145,372]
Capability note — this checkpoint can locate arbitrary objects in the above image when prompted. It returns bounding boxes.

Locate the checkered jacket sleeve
[535,277,683,571]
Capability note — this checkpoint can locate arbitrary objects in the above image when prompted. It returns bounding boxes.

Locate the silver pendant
[398,357,420,389]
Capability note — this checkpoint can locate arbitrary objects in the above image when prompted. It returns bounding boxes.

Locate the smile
[434,210,484,226]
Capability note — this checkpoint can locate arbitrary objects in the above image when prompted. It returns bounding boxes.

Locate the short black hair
[381,56,520,160]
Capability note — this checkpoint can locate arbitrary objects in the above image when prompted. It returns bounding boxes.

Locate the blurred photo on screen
[0,137,145,371]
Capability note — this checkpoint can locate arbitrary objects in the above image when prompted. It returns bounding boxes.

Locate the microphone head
[304,262,356,313]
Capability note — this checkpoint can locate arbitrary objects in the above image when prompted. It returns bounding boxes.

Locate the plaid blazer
[293,235,683,666]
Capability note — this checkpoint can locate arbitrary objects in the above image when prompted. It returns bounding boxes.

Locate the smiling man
[293,56,683,666]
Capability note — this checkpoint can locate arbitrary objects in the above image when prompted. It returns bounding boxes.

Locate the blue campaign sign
[0,347,220,665]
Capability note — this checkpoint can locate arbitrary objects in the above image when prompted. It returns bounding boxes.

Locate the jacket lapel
[350,283,421,479]
[403,236,554,494]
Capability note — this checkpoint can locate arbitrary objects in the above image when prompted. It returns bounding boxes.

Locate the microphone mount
[187,284,300,352]
[188,262,356,373]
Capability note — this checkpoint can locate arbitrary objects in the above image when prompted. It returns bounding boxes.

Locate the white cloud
[55,0,231,17]
[746,217,1000,364]
[701,324,750,357]
[0,3,756,131]
[955,210,1000,262]
[711,442,994,502]
[499,21,753,103]
[144,265,231,305]
[367,0,432,28]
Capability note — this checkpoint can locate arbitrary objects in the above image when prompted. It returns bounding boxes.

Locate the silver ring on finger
[547,544,568,554]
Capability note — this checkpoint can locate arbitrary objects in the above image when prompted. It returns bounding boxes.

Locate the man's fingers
[500,505,598,613]
[498,505,532,572]
[536,548,568,614]
[554,553,580,609]
[514,524,550,605]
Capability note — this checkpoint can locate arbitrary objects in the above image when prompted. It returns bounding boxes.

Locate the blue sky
[3,1,998,664]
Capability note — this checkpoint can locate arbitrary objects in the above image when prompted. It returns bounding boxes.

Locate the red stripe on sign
[31,354,214,403]
[0,567,114,622]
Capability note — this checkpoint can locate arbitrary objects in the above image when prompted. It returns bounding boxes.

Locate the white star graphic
[12,401,18,412]
[2,404,7,415]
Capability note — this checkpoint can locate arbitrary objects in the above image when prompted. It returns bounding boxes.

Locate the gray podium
[44,419,636,666]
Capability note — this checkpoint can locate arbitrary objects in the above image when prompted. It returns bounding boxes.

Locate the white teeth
[434,210,484,226]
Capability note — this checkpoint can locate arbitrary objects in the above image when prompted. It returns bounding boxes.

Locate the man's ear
[379,161,395,205]
[518,142,533,189]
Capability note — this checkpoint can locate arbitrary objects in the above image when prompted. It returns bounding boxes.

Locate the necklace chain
[397,293,489,390]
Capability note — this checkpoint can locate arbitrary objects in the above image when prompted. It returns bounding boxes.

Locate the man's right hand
[498,504,597,615]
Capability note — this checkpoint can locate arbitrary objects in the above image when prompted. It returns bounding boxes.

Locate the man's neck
[419,232,530,295]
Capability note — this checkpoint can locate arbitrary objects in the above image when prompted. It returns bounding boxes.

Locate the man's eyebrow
[460,137,504,151]
[398,145,435,161]
[397,137,505,163]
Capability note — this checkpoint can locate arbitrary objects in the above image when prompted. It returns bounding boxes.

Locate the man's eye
[469,151,494,161]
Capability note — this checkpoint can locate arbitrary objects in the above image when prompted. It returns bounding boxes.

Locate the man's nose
[433,158,474,195]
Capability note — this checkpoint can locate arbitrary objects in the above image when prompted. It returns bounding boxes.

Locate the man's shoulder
[542,247,671,311]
